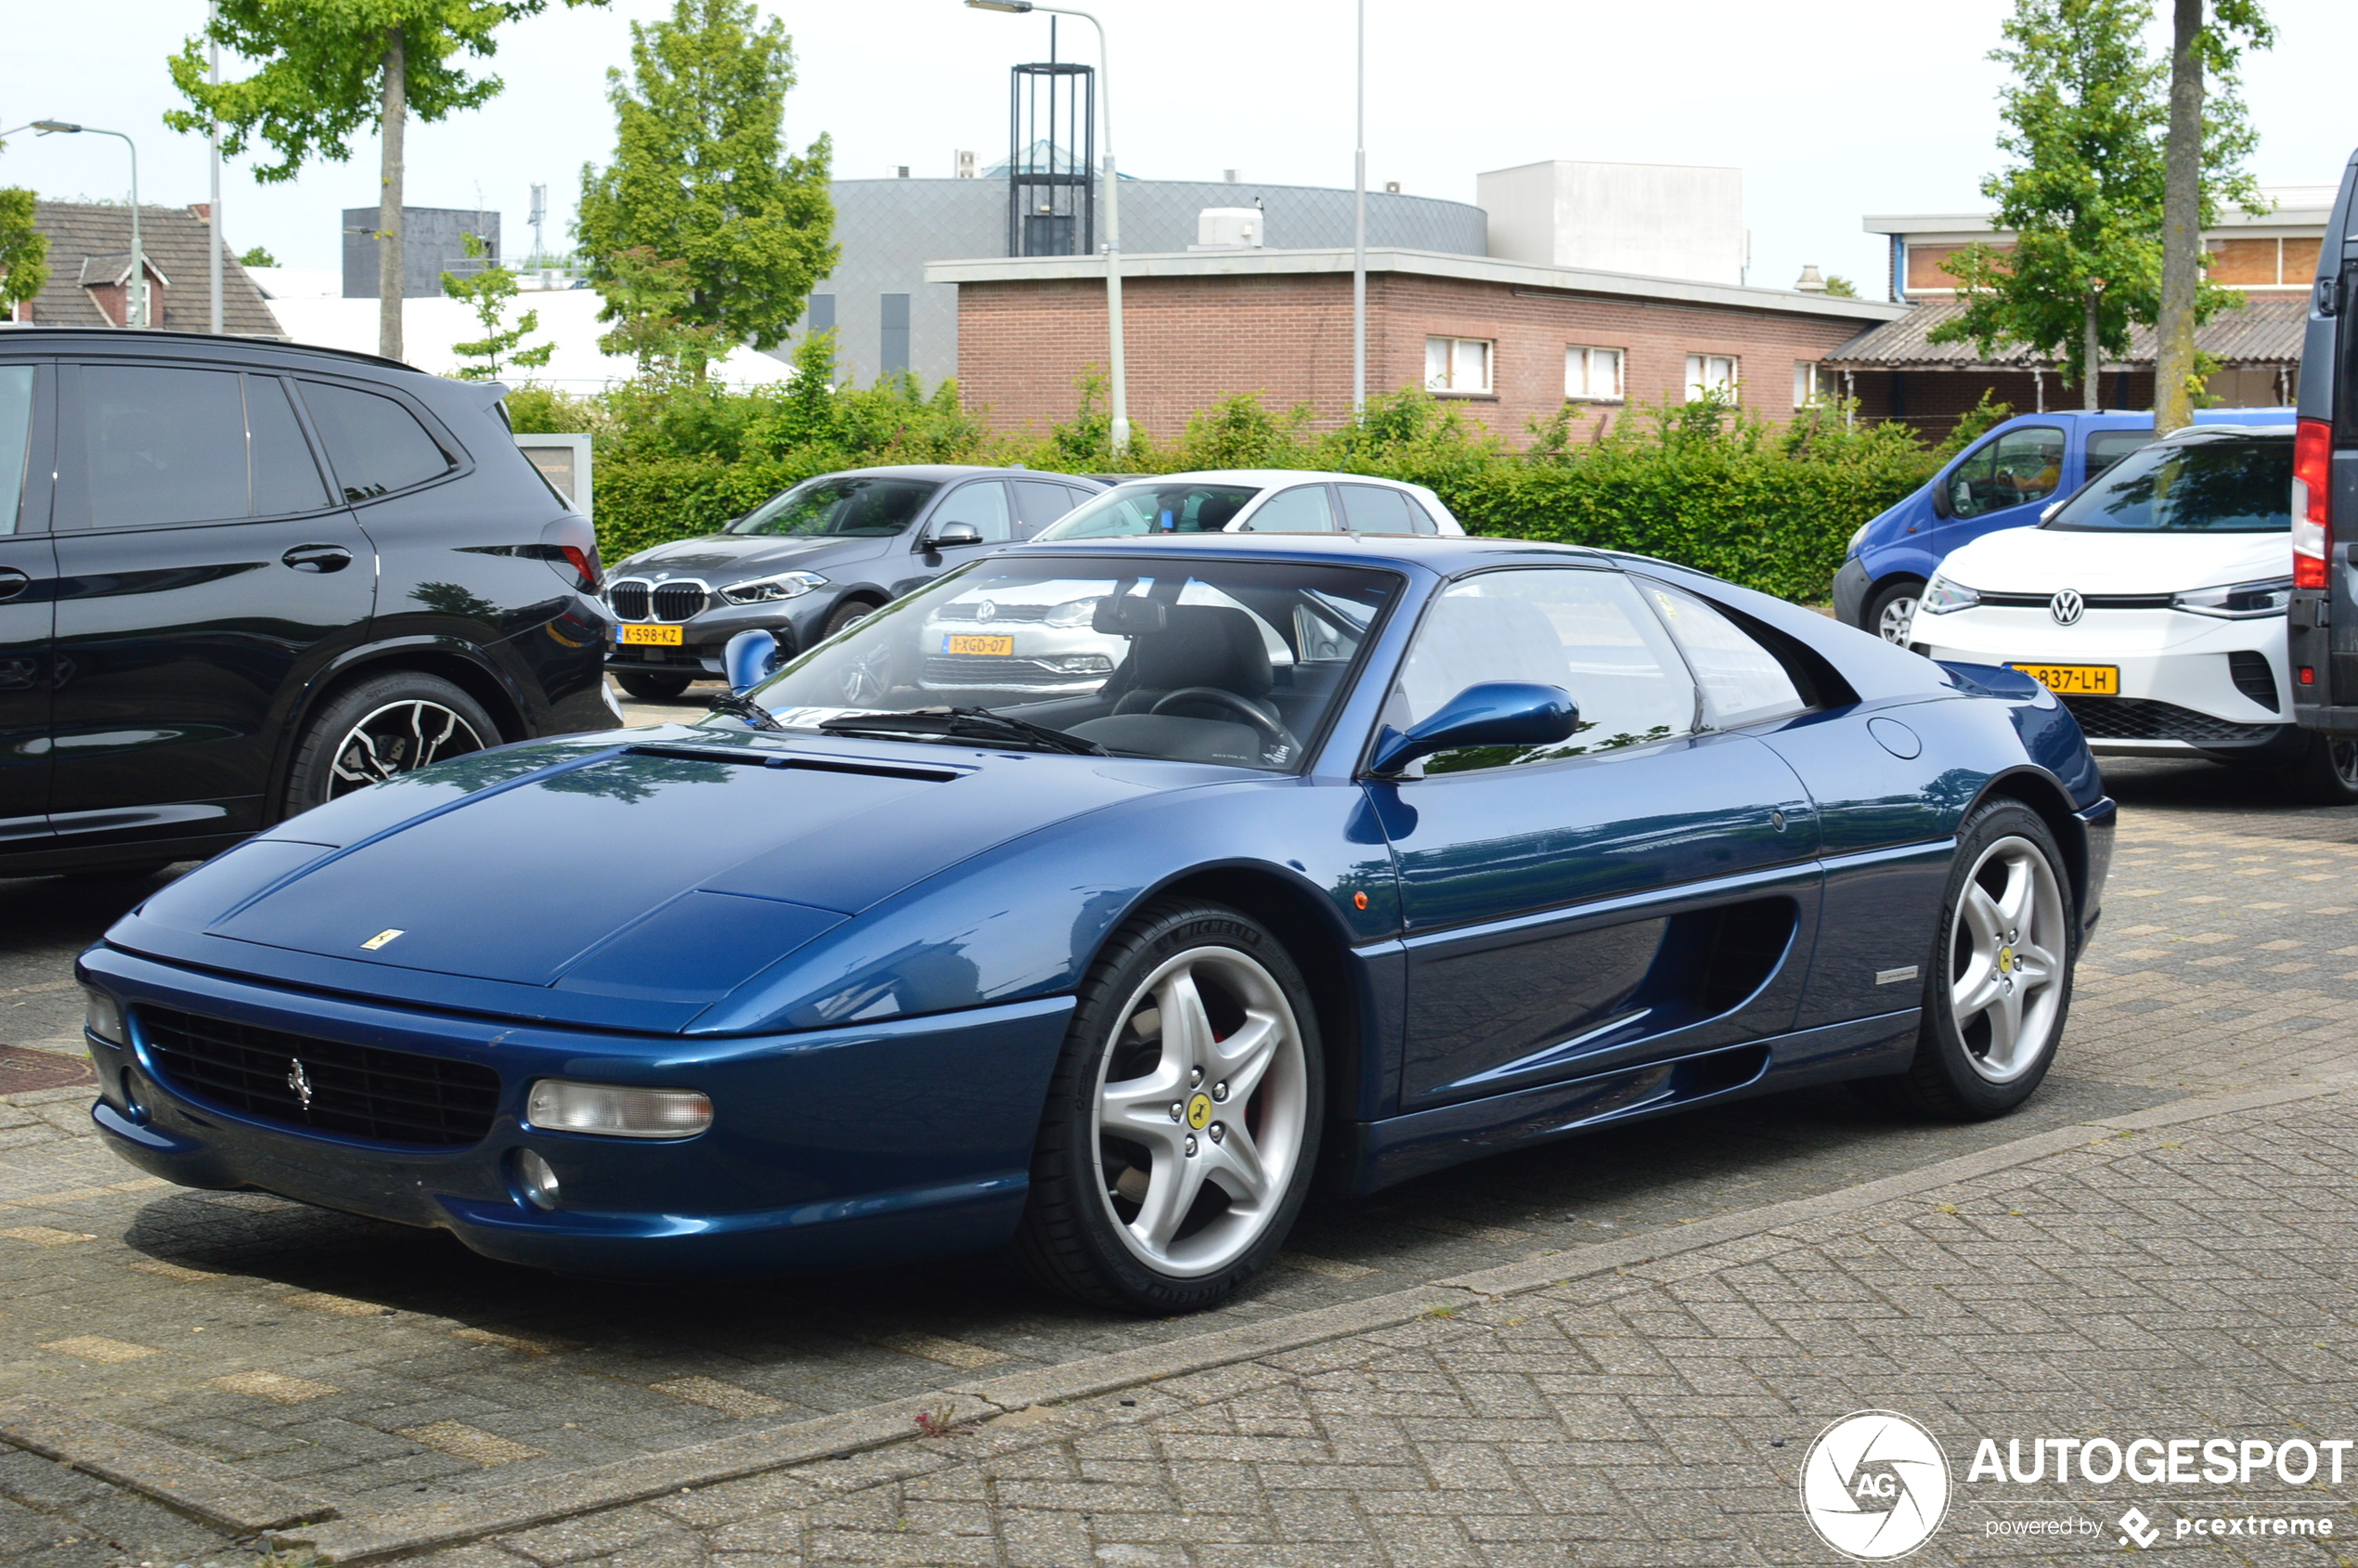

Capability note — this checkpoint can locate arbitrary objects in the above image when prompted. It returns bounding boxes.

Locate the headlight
[1043,596,1103,628]
[1846,522,1872,557]
[2169,577,2293,618]
[720,570,827,605]
[1918,575,1981,615]
[525,1080,713,1139]
[84,987,126,1048]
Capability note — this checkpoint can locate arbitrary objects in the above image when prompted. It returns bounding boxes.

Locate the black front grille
[939,603,1056,624]
[2059,694,2277,745]
[608,581,651,620]
[137,1006,501,1147]
[922,654,1095,686]
[652,582,708,621]
[1976,591,2174,612]
[2228,651,2281,711]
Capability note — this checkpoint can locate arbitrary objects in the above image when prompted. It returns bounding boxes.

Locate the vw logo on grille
[286,1057,315,1113]
[975,600,997,623]
[2048,589,2085,626]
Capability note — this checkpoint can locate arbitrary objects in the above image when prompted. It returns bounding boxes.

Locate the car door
[1935,423,2066,552]
[48,359,372,842]
[1371,565,1823,1111]
[0,360,57,847]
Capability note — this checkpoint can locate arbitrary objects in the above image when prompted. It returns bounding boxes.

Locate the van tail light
[2294,416,2332,590]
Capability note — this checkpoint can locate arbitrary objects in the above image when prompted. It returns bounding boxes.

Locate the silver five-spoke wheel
[1876,592,1919,644]
[326,700,488,799]
[1092,945,1309,1278]
[1946,834,2066,1082]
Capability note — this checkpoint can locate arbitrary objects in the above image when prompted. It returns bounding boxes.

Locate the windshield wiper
[703,691,786,732]
[817,706,1108,756]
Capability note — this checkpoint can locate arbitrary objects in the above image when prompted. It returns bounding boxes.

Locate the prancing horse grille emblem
[287,1058,315,1113]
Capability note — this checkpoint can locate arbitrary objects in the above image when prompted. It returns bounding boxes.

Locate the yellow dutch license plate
[616,624,684,646]
[946,633,1016,656]
[2013,663,2118,695]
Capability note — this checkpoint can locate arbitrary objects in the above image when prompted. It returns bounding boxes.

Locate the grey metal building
[342,207,502,299]
[796,177,1487,387]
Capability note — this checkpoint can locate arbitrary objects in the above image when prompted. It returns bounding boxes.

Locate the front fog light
[514,1149,561,1211]
[84,987,126,1048]
[525,1080,713,1139]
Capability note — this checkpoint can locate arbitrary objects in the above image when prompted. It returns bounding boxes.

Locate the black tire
[282,671,500,817]
[1872,798,2075,1121]
[823,599,880,639]
[1012,899,1325,1313]
[2277,733,2358,806]
[614,670,694,702]
[1862,577,1924,644]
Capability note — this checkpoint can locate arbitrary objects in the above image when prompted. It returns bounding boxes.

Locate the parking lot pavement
[0,747,2354,1563]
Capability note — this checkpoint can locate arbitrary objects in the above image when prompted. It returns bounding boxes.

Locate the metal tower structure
[1007,58,1095,258]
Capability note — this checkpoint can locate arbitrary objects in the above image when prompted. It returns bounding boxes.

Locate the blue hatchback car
[1836,408,2296,642]
[79,536,2112,1312]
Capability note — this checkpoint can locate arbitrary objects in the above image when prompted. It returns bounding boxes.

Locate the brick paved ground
[0,748,2352,1564]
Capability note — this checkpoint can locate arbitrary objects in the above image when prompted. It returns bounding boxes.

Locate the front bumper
[1833,556,1872,629]
[604,596,829,676]
[1914,606,2292,756]
[78,943,1071,1278]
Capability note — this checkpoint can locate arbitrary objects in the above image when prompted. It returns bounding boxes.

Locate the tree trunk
[2083,289,2103,411]
[378,23,407,361]
[2156,0,2205,433]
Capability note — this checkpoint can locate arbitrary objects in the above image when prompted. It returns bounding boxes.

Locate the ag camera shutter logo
[1800,1410,1951,1560]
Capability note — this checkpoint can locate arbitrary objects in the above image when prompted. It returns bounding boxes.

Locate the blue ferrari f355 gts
[78,535,2111,1312]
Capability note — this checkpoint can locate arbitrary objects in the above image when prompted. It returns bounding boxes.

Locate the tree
[1822,274,1859,299]
[238,244,278,267]
[168,0,602,362]
[441,233,552,380]
[2155,0,2273,433]
[0,188,47,318]
[576,0,837,379]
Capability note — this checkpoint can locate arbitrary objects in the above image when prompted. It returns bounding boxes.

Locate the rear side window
[2085,429,2152,481]
[76,364,250,526]
[300,381,455,501]
[1337,483,1420,535]
[1012,479,1083,532]
[0,366,30,536]
[1639,581,1807,729]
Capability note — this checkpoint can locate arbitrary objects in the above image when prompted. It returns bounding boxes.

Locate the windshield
[721,554,1400,770]
[729,475,940,537]
[2046,437,2291,533]
[1031,482,1262,540]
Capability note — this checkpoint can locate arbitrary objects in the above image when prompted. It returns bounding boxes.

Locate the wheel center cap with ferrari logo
[2049,589,2084,626]
[1998,945,2015,974]
[1185,1093,1213,1130]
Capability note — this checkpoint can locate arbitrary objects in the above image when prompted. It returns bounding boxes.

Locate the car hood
[1938,525,2292,595]
[615,533,892,580]
[107,728,1176,1033]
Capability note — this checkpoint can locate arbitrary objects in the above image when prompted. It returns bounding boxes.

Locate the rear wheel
[1872,799,2074,1120]
[1013,900,1323,1313]
[1864,578,1924,645]
[614,671,693,702]
[282,672,499,816]
[2278,732,2358,806]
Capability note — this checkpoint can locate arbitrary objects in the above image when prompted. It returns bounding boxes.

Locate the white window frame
[1793,361,1824,408]
[1425,336,1493,395]
[1685,353,1740,401]
[1565,345,1625,402]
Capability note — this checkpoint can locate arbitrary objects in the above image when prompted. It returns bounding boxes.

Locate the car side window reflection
[1946,426,2065,519]
[1387,568,1698,776]
[1243,485,1335,533]
[299,381,455,501]
[1638,581,1807,729]
[931,480,1012,543]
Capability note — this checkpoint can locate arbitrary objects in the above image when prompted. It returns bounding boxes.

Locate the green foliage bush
[504,361,1942,603]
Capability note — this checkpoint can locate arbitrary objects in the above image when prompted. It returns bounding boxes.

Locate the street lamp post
[32,121,145,328]
[1353,0,1366,418]
[208,1,224,335]
[966,0,1129,453]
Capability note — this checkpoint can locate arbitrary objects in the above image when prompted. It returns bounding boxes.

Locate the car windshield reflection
[712,556,1399,770]
[728,476,941,537]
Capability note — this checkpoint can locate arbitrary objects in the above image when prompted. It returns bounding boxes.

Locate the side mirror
[1369,681,1579,777]
[1928,478,1953,520]
[723,628,780,695]
[928,523,983,550]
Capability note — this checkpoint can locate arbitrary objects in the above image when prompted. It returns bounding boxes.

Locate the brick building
[927,246,1905,445]
[7,201,280,336]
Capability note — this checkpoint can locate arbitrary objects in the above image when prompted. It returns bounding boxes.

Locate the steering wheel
[1148,687,1300,753]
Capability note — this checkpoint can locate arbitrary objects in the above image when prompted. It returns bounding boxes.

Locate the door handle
[282,544,354,574]
[0,569,26,603]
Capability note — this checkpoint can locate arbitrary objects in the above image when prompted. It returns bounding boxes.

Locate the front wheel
[1874,799,2074,1120]
[2278,732,2358,806]
[282,672,499,817]
[1013,900,1323,1312]
[1864,578,1923,645]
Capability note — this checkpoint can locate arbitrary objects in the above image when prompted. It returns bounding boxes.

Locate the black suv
[602,464,1103,699]
[0,329,613,875]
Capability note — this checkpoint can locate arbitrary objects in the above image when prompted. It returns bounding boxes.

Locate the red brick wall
[955,270,1877,447]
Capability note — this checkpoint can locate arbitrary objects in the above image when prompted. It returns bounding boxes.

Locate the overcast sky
[5,0,2355,309]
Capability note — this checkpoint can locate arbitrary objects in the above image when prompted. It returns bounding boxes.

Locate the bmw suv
[0,329,614,875]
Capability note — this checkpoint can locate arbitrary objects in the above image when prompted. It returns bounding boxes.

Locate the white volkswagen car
[1029,471,1465,540]
[1910,424,2357,802]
